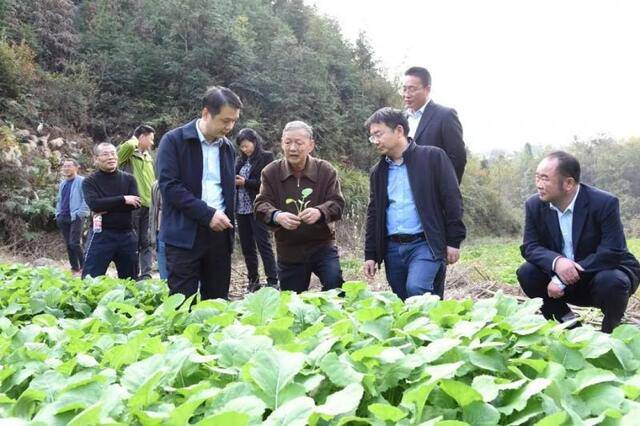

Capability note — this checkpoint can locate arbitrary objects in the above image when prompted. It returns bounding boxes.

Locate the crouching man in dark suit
[517,151,640,333]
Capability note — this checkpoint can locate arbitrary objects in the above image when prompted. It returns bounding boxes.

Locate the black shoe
[560,311,583,329]
[247,281,261,293]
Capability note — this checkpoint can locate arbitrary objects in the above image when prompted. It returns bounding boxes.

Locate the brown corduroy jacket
[255,156,344,263]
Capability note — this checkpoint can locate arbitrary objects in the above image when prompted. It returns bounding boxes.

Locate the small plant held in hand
[286,187,313,214]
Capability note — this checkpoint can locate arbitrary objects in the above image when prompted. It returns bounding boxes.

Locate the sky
[306,0,640,153]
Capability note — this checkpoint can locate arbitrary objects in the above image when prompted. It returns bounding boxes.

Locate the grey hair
[282,120,313,139]
[93,142,116,156]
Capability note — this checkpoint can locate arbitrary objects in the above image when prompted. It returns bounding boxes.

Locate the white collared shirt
[549,185,581,262]
[407,98,431,139]
[196,120,225,211]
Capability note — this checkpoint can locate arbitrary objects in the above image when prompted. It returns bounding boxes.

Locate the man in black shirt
[82,142,141,279]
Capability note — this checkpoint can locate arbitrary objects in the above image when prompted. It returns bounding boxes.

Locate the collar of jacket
[379,139,417,167]
[279,155,319,182]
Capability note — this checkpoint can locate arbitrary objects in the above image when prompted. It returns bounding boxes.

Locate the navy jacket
[412,101,467,183]
[521,183,640,290]
[157,119,235,250]
[365,142,466,264]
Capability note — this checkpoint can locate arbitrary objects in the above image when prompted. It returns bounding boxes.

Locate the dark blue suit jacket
[157,119,235,250]
[412,101,467,182]
[520,184,640,290]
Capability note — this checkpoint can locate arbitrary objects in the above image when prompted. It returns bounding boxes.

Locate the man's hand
[446,246,460,264]
[299,207,322,225]
[235,175,245,187]
[547,280,565,299]
[209,210,233,231]
[363,260,377,279]
[275,212,302,230]
[554,257,584,285]
[124,195,141,208]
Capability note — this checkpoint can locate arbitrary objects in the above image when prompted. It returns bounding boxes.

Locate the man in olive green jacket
[118,124,156,279]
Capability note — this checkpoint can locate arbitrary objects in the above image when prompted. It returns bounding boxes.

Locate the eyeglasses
[399,85,424,95]
[368,132,386,144]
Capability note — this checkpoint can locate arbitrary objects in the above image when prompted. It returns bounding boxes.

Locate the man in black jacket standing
[403,66,467,182]
[157,86,241,300]
[363,108,465,300]
[82,142,141,279]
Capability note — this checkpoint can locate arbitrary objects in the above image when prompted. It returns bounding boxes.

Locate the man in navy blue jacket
[157,86,241,300]
[403,67,466,183]
[518,151,640,333]
[363,108,466,300]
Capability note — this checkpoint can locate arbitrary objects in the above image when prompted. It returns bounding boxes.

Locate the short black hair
[133,124,155,138]
[62,158,79,167]
[405,66,432,87]
[546,150,581,183]
[202,86,243,116]
[364,107,409,137]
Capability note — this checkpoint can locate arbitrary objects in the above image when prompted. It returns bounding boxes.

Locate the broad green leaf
[572,367,619,393]
[440,380,483,407]
[316,383,363,417]
[196,412,249,426]
[368,403,407,422]
[264,396,315,426]
[469,349,507,372]
[579,383,625,415]
[534,411,568,426]
[400,381,435,420]
[242,287,281,325]
[498,379,551,415]
[249,349,305,409]
[415,338,460,363]
[319,352,363,387]
[462,401,501,425]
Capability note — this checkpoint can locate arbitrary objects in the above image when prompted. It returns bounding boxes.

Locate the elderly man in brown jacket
[255,121,345,293]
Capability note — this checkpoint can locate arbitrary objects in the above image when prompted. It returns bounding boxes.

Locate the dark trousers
[236,213,278,285]
[278,244,343,293]
[132,206,152,279]
[56,215,84,271]
[517,261,635,333]
[83,229,137,280]
[165,226,231,300]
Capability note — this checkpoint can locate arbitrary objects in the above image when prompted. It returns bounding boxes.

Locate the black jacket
[521,183,640,290]
[157,119,236,250]
[82,169,138,230]
[235,149,275,202]
[365,142,466,264]
[412,100,467,183]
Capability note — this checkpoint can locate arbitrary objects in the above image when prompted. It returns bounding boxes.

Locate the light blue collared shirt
[385,157,423,236]
[550,186,581,261]
[196,120,225,211]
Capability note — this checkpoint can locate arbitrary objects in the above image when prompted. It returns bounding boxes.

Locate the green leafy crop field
[1,264,640,425]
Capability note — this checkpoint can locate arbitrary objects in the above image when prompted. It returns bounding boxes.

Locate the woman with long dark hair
[235,128,278,291]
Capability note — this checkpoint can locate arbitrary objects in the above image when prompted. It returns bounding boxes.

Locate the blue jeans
[157,239,168,280]
[278,245,343,293]
[384,238,444,300]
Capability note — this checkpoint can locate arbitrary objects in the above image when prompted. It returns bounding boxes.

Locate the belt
[387,233,425,243]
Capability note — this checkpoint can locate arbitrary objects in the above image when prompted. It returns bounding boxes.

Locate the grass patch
[460,238,640,285]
